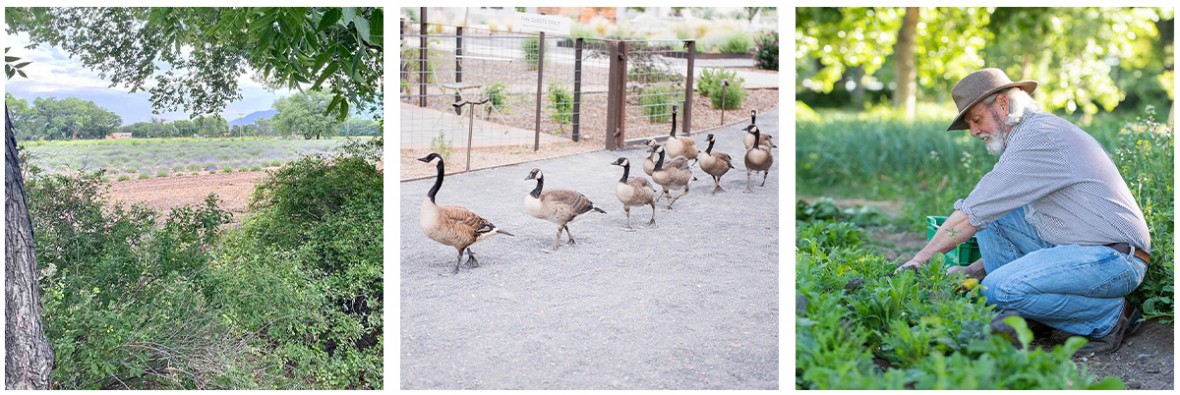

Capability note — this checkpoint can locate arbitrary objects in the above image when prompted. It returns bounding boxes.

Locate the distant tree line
[6,92,381,141]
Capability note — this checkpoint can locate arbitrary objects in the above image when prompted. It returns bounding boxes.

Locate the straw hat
[947,68,1037,131]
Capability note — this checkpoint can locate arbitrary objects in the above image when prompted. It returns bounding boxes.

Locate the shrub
[639,84,680,124]
[547,82,574,128]
[429,131,453,161]
[697,68,747,109]
[156,169,169,178]
[117,174,131,182]
[483,82,510,115]
[522,37,542,70]
[718,31,753,54]
[754,30,779,71]
[27,169,238,389]
[138,172,150,180]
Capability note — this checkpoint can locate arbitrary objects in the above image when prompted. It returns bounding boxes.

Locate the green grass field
[21,137,370,179]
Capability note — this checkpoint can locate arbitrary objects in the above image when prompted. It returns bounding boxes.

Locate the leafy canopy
[5,7,383,120]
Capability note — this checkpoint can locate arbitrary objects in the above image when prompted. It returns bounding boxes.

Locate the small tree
[273,91,345,140]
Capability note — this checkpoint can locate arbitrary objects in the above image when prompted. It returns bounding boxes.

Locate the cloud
[5,30,296,124]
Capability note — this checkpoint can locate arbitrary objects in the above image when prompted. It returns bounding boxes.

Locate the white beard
[985,134,1006,156]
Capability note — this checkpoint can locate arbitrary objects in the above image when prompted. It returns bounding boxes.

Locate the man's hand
[946,258,986,280]
[893,259,923,275]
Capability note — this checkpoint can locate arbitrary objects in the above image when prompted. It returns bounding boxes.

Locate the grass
[21,137,369,179]
[796,105,1174,322]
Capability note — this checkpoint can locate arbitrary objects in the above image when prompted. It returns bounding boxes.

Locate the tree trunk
[849,65,866,109]
[5,105,54,390]
[893,7,919,120]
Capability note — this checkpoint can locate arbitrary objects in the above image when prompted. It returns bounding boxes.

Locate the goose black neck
[752,129,762,149]
[654,149,666,171]
[670,111,678,136]
[706,138,715,154]
[618,162,630,183]
[530,177,544,198]
[427,158,444,203]
[751,112,756,125]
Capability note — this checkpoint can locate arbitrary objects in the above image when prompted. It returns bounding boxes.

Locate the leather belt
[1108,243,1151,265]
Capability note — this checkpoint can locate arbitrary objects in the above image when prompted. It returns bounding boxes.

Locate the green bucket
[926,216,982,266]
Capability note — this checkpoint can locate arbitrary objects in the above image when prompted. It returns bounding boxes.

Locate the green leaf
[369,8,383,45]
[313,62,339,90]
[353,17,371,45]
[14,61,32,69]
[326,94,341,114]
[342,7,357,25]
[1001,315,1033,350]
[17,69,26,78]
[5,56,18,62]
[6,66,14,79]
[1060,336,1088,356]
[1086,376,1125,390]
[318,8,341,32]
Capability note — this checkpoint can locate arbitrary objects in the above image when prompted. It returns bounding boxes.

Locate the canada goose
[418,153,514,274]
[663,105,697,161]
[610,157,656,230]
[651,145,694,208]
[743,110,776,150]
[698,133,734,194]
[743,124,774,192]
[523,168,607,250]
[642,139,659,176]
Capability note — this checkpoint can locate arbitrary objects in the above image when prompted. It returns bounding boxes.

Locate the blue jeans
[976,207,1148,337]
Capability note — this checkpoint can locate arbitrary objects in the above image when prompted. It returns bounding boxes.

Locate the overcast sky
[3,30,296,125]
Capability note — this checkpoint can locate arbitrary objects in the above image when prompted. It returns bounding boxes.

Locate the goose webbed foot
[466,250,480,268]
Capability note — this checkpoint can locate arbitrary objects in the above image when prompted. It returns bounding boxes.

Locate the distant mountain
[228,109,277,127]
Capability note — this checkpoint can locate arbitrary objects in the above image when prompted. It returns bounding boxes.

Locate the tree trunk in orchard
[5,106,54,390]
[893,7,919,120]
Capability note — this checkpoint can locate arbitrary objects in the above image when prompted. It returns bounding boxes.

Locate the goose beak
[496,229,515,237]
[417,156,431,162]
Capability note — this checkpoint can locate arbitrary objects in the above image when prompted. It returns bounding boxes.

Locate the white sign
[514,12,572,35]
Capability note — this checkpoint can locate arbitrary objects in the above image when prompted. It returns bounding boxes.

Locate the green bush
[697,68,747,109]
[522,38,542,70]
[754,30,778,71]
[547,82,574,128]
[639,84,680,124]
[483,82,510,115]
[117,174,131,182]
[718,31,753,54]
[27,168,238,389]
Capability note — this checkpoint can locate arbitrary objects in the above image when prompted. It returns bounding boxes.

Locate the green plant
[138,172,150,180]
[156,169,169,178]
[697,68,747,109]
[718,31,753,54]
[430,131,453,161]
[547,82,574,128]
[523,38,542,71]
[796,232,1125,389]
[483,82,510,115]
[639,84,680,124]
[222,167,233,174]
[116,174,131,182]
[754,30,778,71]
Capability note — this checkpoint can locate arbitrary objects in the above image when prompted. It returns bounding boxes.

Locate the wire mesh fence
[399,21,697,171]
[621,40,693,143]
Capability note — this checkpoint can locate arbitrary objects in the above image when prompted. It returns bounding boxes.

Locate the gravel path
[400,108,781,389]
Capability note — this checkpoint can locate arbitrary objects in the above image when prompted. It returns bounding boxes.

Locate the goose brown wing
[438,205,498,237]
[626,176,652,189]
[668,156,692,170]
[542,189,599,215]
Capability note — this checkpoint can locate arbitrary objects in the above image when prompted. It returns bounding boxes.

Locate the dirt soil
[801,196,1175,390]
[401,108,781,389]
[107,171,268,218]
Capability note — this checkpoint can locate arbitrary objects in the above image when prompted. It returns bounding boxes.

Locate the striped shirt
[954,111,1151,253]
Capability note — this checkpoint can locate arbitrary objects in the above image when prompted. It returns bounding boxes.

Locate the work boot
[1077,300,1145,355]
